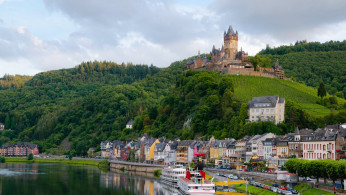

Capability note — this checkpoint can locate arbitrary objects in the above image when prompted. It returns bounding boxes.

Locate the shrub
[98,160,110,168]
[0,156,5,163]
[154,169,161,178]
[27,153,33,160]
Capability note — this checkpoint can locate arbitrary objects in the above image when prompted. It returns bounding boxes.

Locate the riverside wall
[109,160,166,173]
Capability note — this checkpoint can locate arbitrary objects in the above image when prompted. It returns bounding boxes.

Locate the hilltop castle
[185,26,286,80]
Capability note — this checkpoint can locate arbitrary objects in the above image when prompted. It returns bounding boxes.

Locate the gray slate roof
[248,95,285,109]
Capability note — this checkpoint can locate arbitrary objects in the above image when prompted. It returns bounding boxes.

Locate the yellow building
[210,141,221,160]
[146,139,160,163]
[277,141,289,158]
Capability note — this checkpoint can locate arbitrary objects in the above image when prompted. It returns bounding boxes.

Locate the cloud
[0,26,88,75]
[210,0,346,42]
[1,0,346,76]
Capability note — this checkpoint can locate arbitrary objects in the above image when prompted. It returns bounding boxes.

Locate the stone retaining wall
[109,160,166,173]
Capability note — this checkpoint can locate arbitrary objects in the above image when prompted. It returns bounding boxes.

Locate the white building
[248,96,285,124]
[126,119,134,129]
[263,138,275,160]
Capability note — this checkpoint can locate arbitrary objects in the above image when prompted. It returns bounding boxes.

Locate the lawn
[234,184,276,195]
[5,157,100,166]
[294,184,333,195]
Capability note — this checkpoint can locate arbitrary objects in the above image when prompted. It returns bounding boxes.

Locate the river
[0,163,176,195]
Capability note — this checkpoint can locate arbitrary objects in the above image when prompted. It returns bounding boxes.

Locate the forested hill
[0,57,344,156]
[0,60,185,154]
[257,40,346,98]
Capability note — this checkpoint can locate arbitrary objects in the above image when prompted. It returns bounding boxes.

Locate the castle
[185,26,286,80]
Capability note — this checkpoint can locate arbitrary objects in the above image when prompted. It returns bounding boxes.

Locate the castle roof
[225,25,238,36]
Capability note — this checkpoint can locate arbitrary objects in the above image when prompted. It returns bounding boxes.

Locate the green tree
[27,153,33,160]
[326,160,338,183]
[0,156,5,163]
[318,82,327,100]
[4,114,10,130]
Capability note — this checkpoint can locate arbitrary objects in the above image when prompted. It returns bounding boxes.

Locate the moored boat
[160,164,186,184]
[177,169,215,195]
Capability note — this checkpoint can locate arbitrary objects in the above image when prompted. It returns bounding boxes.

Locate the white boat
[177,169,215,195]
[160,164,186,184]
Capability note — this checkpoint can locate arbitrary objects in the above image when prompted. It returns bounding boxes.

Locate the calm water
[0,163,174,195]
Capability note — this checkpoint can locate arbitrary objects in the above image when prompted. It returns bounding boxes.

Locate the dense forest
[0,48,344,156]
[0,61,184,154]
[0,74,32,89]
[257,40,346,97]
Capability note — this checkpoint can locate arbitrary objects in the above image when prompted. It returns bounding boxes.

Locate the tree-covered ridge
[258,40,346,55]
[0,74,32,89]
[260,51,346,98]
[0,61,184,154]
[256,40,346,97]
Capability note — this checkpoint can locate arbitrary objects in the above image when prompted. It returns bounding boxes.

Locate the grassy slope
[230,75,345,117]
[5,158,100,166]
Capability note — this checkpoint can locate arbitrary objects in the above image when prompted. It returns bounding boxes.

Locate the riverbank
[5,157,100,167]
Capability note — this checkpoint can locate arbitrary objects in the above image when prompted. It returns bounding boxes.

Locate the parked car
[284,190,293,195]
[263,185,270,190]
[306,177,311,181]
[272,187,278,193]
[290,189,298,194]
[277,189,282,194]
[272,183,278,187]
[280,185,288,190]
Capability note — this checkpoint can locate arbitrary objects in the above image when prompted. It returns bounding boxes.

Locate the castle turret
[224,25,238,60]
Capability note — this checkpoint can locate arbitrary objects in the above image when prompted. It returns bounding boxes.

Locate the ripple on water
[0,168,45,176]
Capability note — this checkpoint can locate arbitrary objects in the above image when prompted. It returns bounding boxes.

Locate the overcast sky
[0,0,345,76]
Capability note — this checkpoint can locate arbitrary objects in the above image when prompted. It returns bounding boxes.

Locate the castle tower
[224,25,238,60]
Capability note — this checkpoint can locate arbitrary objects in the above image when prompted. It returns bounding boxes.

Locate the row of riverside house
[100,124,346,172]
[0,142,39,156]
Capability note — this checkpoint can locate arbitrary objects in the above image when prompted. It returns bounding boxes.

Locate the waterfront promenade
[109,160,166,173]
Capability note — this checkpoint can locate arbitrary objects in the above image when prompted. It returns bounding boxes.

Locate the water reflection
[0,163,243,195]
[102,168,179,195]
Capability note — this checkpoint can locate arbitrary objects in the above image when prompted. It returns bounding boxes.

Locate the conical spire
[295,127,300,135]
[227,25,235,35]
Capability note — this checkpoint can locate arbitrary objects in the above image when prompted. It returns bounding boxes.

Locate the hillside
[257,40,346,97]
[0,61,185,154]
[231,75,345,117]
[132,70,345,142]
[0,58,344,156]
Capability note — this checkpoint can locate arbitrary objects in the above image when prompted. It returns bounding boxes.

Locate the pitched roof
[126,119,134,126]
[248,95,284,109]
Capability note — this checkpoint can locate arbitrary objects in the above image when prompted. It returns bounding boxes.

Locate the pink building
[257,141,264,158]
[1,142,39,156]
[301,129,343,160]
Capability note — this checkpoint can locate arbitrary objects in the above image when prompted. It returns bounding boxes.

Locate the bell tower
[224,25,238,60]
